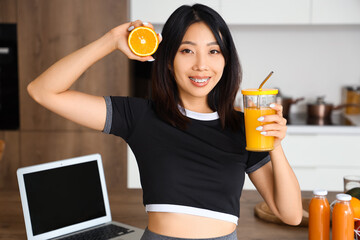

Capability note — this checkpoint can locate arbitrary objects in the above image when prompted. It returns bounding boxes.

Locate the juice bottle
[308,189,330,240]
[332,193,354,240]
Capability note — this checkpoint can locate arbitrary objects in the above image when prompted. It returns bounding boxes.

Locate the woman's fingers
[257,123,287,140]
[257,103,286,124]
[256,103,287,141]
[258,114,287,125]
[270,103,283,116]
[127,20,155,31]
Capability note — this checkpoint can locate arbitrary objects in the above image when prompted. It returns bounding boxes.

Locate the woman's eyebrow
[180,41,219,46]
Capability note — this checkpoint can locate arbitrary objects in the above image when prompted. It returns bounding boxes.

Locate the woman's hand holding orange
[108,20,162,62]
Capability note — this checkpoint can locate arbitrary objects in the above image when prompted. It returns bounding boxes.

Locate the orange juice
[308,190,330,240]
[244,107,275,151]
[332,194,354,240]
[242,88,278,152]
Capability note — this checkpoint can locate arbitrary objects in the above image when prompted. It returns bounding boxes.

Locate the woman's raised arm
[27,21,156,131]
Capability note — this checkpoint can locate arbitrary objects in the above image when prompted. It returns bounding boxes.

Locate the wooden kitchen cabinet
[19,131,128,191]
[220,0,311,25]
[0,0,17,23]
[0,131,20,190]
[312,0,360,24]
[18,0,130,131]
[0,0,131,192]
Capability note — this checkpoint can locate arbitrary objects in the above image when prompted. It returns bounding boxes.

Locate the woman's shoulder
[110,96,153,107]
[107,96,155,120]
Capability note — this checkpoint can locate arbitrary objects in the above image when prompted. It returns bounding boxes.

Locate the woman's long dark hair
[152,4,242,130]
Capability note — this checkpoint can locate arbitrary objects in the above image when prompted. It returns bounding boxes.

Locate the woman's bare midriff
[147,212,237,238]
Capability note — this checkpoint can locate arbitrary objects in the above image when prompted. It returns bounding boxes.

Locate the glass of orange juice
[241,88,278,151]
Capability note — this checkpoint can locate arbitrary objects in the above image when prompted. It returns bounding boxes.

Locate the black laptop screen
[23,160,106,235]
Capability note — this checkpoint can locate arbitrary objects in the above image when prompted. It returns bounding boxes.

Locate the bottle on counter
[332,193,354,240]
[308,189,330,240]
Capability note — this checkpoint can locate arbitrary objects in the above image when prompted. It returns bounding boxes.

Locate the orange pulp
[128,26,159,56]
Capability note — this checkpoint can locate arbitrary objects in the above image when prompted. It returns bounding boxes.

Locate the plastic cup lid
[241,88,278,95]
[313,189,328,196]
[336,193,352,201]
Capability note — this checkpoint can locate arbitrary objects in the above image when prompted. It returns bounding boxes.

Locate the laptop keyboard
[57,224,134,240]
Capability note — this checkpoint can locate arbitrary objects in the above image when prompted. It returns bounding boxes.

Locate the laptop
[17,153,144,240]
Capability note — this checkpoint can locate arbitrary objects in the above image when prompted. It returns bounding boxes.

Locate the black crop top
[103,96,270,224]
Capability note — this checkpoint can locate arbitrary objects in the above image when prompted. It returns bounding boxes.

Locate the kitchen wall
[231,25,360,113]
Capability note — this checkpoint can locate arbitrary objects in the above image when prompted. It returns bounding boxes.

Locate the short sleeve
[102,96,150,141]
[245,151,271,174]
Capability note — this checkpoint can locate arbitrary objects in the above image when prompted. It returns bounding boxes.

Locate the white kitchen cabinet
[312,0,360,24]
[130,0,360,25]
[280,133,360,191]
[220,0,311,24]
[130,0,311,25]
[127,145,141,188]
[245,133,360,191]
[129,0,220,24]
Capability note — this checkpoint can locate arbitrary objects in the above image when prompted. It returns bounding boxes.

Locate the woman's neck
[180,98,214,113]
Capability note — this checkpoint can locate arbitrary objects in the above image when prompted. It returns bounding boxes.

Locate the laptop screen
[23,160,106,235]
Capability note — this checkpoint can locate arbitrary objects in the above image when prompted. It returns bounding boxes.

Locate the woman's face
[172,22,225,107]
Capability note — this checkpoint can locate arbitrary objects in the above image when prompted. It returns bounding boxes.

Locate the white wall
[231,25,360,113]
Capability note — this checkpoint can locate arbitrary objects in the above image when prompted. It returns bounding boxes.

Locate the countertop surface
[0,190,339,240]
[287,113,360,134]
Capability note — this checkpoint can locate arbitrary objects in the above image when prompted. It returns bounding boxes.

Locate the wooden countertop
[0,190,337,240]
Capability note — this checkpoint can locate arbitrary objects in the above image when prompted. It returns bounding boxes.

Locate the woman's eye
[210,49,221,54]
[180,49,193,54]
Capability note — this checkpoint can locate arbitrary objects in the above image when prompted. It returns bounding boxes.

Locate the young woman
[27,4,302,240]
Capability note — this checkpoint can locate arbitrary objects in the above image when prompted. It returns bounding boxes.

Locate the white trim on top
[179,107,219,121]
[145,204,238,225]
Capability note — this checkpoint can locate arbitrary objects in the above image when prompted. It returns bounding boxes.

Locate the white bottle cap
[313,189,328,196]
[336,193,352,201]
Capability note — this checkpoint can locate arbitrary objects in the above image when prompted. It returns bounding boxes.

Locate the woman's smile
[189,76,211,87]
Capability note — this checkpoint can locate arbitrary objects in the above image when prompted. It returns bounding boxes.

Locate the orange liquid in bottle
[308,193,330,240]
[332,194,354,240]
[244,107,275,151]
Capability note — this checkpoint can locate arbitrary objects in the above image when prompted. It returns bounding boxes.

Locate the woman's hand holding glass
[256,103,287,150]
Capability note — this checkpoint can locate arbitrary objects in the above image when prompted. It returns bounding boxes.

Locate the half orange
[128,26,159,57]
[351,197,360,219]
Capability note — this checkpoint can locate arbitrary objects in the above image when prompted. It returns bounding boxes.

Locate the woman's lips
[189,77,211,87]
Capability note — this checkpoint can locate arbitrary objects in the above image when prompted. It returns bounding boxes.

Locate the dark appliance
[0,24,19,129]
